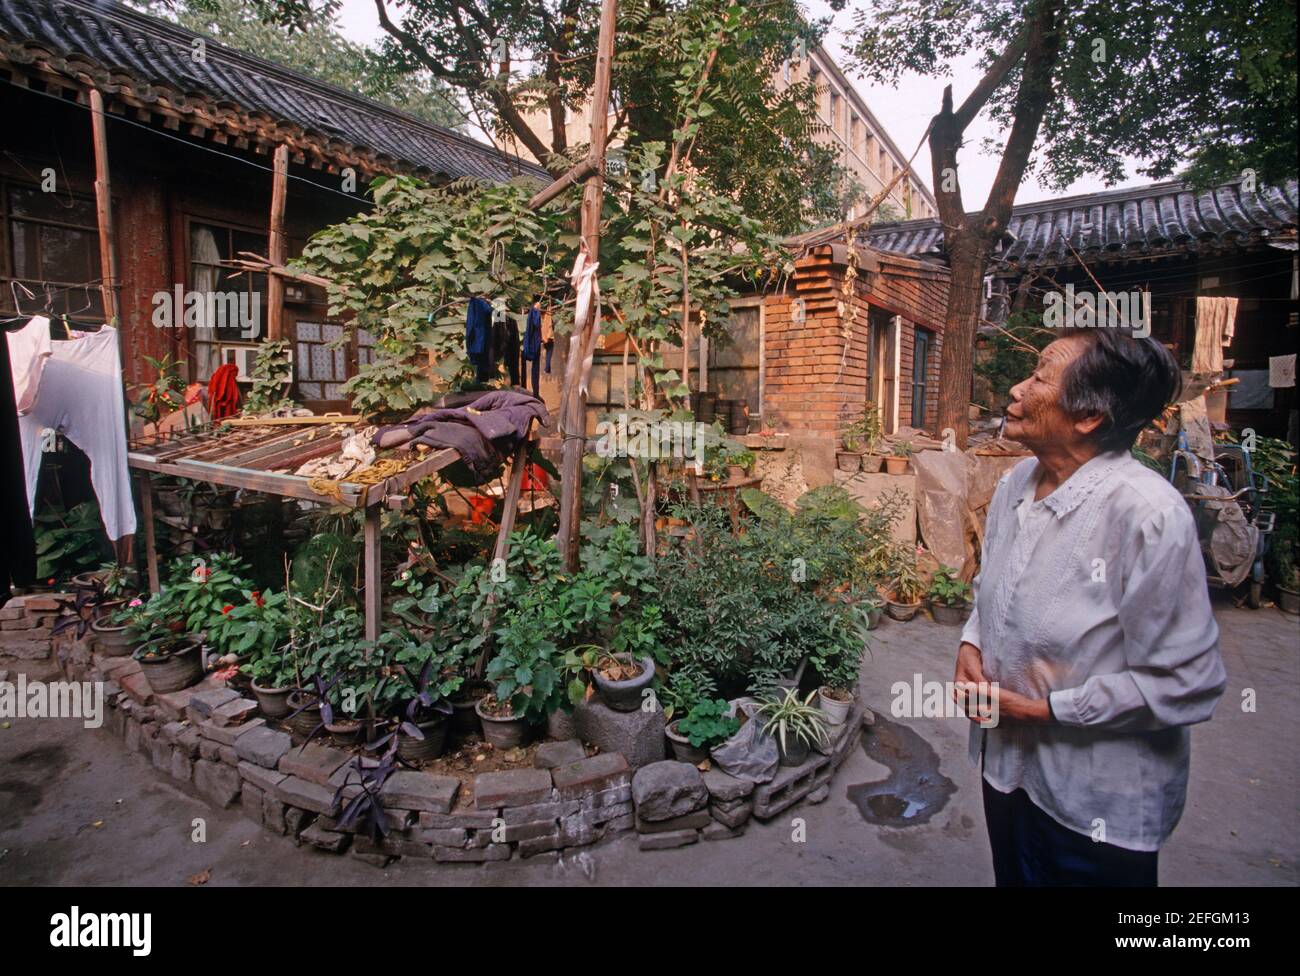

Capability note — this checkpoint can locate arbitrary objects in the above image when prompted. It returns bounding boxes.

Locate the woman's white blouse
[962,450,1227,852]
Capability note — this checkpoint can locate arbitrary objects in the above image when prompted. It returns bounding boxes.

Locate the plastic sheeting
[1194,483,1259,587]
[910,449,1029,574]
[710,698,777,784]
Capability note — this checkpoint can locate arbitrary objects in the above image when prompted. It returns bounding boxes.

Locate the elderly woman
[956,327,1226,886]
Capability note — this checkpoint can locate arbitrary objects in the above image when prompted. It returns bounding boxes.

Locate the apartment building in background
[501,43,937,223]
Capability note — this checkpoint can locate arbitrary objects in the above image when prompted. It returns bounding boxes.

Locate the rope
[307,458,415,503]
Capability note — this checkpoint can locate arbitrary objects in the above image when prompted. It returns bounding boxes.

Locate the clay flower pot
[135,636,203,693]
[886,598,923,622]
[817,687,854,726]
[665,719,709,765]
[90,607,132,657]
[286,690,322,738]
[476,695,530,750]
[884,456,910,475]
[251,680,294,719]
[591,653,656,712]
[396,717,449,761]
[929,600,971,626]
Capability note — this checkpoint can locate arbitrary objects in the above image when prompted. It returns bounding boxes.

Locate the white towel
[1269,354,1296,388]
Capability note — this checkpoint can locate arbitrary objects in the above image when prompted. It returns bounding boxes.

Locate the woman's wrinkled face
[1005,336,1093,450]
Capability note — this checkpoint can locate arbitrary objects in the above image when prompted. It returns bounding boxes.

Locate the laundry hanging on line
[1,320,35,598]
[6,315,137,542]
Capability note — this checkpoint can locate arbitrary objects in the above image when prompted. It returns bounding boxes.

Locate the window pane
[9,186,96,225]
[10,220,39,278]
[713,306,759,368]
[40,224,97,282]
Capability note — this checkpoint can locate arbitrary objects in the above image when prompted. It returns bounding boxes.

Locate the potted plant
[481,612,558,749]
[666,697,740,764]
[755,687,830,766]
[836,429,863,473]
[134,634,204,693]
[476,693,530,750]
[286,686,325,739]
[590,651,657,712]
[91,596,136,656]
[817,685,855,725]
[928,564,973,625]
[859,409,885,473]
[725,447,756,481]
[377,634,462,761]
[885,545,926,621]
[884,440,914,475]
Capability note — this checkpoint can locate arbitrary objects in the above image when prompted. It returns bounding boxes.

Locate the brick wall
[762,245,950,438]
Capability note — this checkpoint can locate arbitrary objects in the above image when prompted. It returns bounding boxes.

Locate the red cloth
[207,363,241,420]
[521,463,549,491]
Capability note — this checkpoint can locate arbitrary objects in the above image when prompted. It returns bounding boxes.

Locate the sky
[334,0,1154,211]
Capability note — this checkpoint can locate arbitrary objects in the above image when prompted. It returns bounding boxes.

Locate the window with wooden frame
[187,218,269,380]
[911,328,932,429]
[708,301,762,422]
[1,178,104,326]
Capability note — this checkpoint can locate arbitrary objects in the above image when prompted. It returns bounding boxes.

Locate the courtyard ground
[1,593,1295,887]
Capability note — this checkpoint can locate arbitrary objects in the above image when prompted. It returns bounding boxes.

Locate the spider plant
[756,687,830,755]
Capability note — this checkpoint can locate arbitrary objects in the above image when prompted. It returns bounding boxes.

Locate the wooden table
[127,421,459,642]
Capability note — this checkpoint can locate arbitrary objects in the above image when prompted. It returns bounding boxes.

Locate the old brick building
[867,177,1300,441]
[0,0,544,401]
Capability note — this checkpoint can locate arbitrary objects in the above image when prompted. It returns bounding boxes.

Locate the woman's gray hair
[1057,328,1182,452]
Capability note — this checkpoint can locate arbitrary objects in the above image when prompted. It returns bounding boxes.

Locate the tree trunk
[935,235,992,445]
[930,0,1063,447]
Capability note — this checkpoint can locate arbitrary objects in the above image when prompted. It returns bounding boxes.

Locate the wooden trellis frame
[127,420,480,642]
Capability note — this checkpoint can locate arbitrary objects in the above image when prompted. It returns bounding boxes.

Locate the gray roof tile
[862,178,1298,267]
[0,0,549,185]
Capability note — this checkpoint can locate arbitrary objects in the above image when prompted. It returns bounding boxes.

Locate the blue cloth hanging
[522,305,542,362]
[465,296,493,359]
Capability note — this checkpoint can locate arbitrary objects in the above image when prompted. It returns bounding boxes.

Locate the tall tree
[135,0,464,128]
[848,0,1298,445]
[245,0,855,233]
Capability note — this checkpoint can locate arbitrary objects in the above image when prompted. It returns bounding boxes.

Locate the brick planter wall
[0,593,73,661]
[49,628,869,869]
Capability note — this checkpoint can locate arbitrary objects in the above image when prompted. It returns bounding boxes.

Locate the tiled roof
[0,0,549,184]
[862,178,1299,268]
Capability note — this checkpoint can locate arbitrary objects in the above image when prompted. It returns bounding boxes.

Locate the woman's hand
[952,642,1052,725]
[989,686,1052,725]
[953,642,992,722]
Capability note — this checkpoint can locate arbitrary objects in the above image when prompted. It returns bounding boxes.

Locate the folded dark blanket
[374,389,548,484]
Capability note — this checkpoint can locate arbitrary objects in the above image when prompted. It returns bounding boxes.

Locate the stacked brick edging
[57,635,866,867]
[0,593,73,661]
[631,701,867,849]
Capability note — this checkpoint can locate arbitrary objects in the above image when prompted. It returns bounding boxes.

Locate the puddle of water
[846,712,955,828]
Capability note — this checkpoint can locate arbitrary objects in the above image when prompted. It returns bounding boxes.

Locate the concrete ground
[1,593,1296,887]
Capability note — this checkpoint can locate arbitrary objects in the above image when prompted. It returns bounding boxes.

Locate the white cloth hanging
[6,315,136,541]
[1269,354,1296,389]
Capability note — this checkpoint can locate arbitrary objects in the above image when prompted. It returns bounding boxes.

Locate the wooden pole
[555,0,618,572]
[138,474,160,595]
[89,90,120,325]
[492,439,531,566]
[363,504,381,643]
[267,145,289,341]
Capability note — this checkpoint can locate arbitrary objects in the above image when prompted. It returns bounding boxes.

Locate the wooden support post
[363,504,381,643]
[267,145,289,341]
[138,474,160,595]
[492,439,531,566]
[89,90,120,325]
[555,0,618,572]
